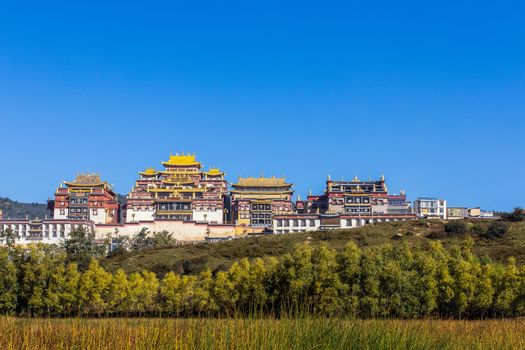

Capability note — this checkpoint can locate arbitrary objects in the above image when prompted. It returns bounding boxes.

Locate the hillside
[101,219,525,276]
[0,197,48,219]
[0,194,127,220]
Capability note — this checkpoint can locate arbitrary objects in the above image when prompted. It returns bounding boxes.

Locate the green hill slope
[101,219,525,276]
[0,197,48,219]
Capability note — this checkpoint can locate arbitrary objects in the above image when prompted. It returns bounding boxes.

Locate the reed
[0,317,523,350]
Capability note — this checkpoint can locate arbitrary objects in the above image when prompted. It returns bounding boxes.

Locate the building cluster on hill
[0,153,494,244]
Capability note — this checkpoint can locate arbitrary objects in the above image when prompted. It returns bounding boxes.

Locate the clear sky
[0,1,523,211]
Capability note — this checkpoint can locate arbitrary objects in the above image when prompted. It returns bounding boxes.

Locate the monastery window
[265,204,271,210]
[292,220,298,227]
[310,220,316,227]
[265,214,271,218]
[60,209,65,215]
[300,220,306,226]
[92,209,98,215]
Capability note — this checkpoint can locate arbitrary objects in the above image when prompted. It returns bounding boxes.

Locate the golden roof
[162,153,201,166]
[139,167,158,176]
[233,176,291,188]
[162,178,194,185]
[204,168,224,176]
[64,173,107,187]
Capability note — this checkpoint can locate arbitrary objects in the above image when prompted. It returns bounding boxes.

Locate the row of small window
[346,197,370,204]
[11,231,66,238]
[70,207,88,214]
[252,213,271,219]
[252,204,271,211]
[130,207,153,212]
[70,198,88,204]
[419,202,438,208]
[275,219,316,227]
[345,208,371,213]
[158,203,191,211]
[60,209,98,215]
[251,219,272,226]
[157,214,192,220]
[194,207,218,212]
[2,224,68,231]
[69,216,88,220]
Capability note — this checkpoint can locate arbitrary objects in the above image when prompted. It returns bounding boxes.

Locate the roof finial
[327,174,331,181]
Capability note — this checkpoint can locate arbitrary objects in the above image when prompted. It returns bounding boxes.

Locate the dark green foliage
[0,248,17,314]
[130,228,155,250]
[501,208,525,222]
[152,231,176,247]
[470,224,488,237]
[0,197,47,219]
[486,222,510,238]
[444,221,467,235]
[0,228,16,251]
[62,227,105,271]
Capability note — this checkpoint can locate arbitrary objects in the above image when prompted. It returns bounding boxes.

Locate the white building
[0,219,95,245]
[413,197,447,219]
[273,213,416,234]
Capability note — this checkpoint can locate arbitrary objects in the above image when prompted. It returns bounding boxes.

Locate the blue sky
[0,1,523,211]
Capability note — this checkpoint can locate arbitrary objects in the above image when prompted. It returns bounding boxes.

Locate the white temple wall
[89,209,108,225]
[125,209,155,223]
[95,220,236,241]
[53,208,67,220]
[192,209,223,224]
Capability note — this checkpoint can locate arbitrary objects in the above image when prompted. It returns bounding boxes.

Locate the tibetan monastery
[125,153,228,224]
[50,173,120,224]
[230,176,294,228]
[299,175,410,215]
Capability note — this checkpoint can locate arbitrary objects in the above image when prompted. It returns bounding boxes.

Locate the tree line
[1,229,525,318]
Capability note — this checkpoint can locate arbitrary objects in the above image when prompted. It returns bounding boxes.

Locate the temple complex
[300,175,411,215]
[0,153,428,245]
[274,174,415,233]
[230,176,294,228]
[125,153,228,224]
[50,173,119,224]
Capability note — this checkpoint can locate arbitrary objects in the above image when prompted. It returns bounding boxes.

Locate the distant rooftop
[233,176,291,187]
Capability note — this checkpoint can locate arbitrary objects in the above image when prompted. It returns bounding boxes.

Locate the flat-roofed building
[413,197,447,219]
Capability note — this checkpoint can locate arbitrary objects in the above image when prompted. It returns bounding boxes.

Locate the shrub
[470,224,488,237]
[444,221,467,235]
[501,208,525,222]
[487,221,510,238]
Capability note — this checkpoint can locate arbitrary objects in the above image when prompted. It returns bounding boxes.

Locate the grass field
[1,317,524,349]
[102,220,525,276]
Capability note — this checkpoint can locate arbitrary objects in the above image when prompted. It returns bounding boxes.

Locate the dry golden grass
[0,317,524,350]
